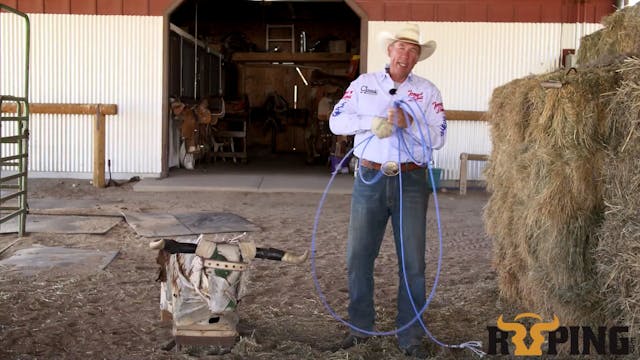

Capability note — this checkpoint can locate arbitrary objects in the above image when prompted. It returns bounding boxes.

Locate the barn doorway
[166,0,363,174]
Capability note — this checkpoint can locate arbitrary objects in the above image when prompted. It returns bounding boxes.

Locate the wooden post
[459,153,469,195]
[93,107,106,188]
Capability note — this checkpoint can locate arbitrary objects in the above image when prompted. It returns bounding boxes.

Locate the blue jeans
[347,166,428,349]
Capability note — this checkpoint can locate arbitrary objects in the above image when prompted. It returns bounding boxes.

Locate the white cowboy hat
[379,23,436,62]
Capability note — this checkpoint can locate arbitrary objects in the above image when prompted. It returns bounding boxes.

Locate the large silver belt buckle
[381,161,400,176]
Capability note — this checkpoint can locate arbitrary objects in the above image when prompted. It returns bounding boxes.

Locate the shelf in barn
[231,52,352,63]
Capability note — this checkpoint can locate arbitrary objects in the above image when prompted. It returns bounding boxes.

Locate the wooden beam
[1,102,117,115]
[231,52,352,63]
[445,110,485,121]
[1,102,117,188]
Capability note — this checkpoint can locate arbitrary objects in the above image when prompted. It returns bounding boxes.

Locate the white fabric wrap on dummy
[165,233,251,327]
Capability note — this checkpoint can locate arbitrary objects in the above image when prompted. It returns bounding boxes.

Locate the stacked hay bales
[577,5,640,65]
[485,67,620,325]
[595,57,640,329]
[485,2,640,335]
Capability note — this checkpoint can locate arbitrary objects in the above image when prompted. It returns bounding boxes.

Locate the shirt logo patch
[342,90,353,100]
[408,90,423,101]
[360,86,377,95]
[432,101,444,114]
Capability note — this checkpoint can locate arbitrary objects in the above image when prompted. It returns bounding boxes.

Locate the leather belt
[203,259,247,272]
[359,159,424,176]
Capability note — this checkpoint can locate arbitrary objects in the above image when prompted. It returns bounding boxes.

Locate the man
[329,23,447,357]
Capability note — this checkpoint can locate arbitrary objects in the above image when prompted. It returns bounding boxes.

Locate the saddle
[169,98,213,153]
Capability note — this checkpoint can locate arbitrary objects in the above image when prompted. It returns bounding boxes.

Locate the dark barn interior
[167,0,361,171]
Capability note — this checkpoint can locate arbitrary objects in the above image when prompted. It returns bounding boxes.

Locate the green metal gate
[0,4,30,236]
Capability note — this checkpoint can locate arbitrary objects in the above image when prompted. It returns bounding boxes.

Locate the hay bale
[484,66,621,325]
[577,30,605,65]
[578,4,640,65]
[484,76,545,307]
[595,57,640,333]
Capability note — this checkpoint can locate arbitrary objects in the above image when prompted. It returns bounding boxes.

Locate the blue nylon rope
[310,101,485,357]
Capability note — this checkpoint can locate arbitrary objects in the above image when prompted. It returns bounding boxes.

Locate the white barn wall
[1,14,163,179]
[0,12,29,170]
[367,21,602,182]
[0,12,29,97]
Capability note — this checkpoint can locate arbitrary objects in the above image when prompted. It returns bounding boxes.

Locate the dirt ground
[0,177,507,360]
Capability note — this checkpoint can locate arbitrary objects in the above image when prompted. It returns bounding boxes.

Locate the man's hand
[371,117,393,138]
[387,107,413,128]
[371,107,413,139]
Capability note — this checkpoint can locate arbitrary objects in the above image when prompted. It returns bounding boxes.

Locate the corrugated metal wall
[1,14,163,178]
[0,12,29,97]
[1,12,29,170]
[368,21,602,181]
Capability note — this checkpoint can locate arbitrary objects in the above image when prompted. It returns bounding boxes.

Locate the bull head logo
[496,313,560,356]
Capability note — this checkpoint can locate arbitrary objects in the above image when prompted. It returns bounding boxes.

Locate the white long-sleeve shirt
[329,69,447,164]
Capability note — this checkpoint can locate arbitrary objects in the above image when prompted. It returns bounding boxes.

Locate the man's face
[388,41,420,78]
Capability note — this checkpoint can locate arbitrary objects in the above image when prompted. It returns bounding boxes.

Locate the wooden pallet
[173,324,238,347]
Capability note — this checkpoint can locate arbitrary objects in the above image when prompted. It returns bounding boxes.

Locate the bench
[459,153,489,195]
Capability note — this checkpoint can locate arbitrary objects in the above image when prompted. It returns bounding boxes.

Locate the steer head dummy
[150,234,308,285]
[150,236,308,266]
[150,233,308,335]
